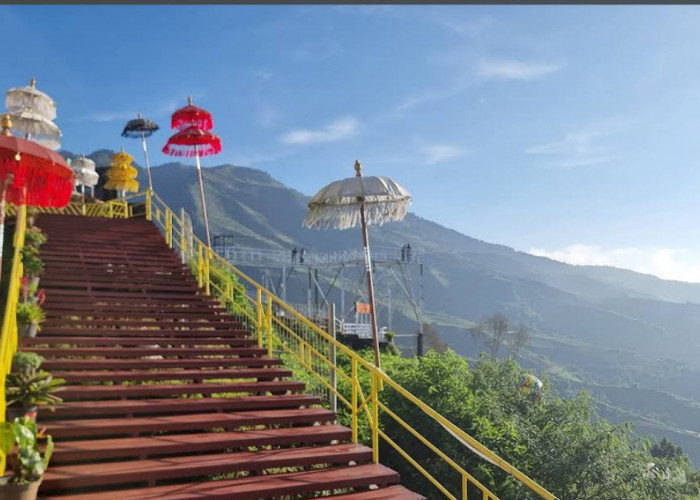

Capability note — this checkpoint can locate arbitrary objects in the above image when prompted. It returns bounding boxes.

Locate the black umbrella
[122,114,159,190]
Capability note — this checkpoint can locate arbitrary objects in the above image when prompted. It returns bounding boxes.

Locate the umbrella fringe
[303,198,411,230]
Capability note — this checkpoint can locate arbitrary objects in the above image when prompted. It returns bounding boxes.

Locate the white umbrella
[5,78,61,151]
[5,78,56,121]
[71,155,99,200]
[303,160,411,368]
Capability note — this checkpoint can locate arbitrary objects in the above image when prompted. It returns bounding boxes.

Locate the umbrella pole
[141,132,153,191]
[359,200,381,369]
[0,180,7,284]
[194,146,212,248]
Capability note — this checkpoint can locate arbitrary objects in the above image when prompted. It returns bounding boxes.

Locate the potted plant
[23,228,46,250]
[6,352,64,422]
[20,248,43,289]
[15,304,44,339]
[0,417,54,500]
[25,208,39,228]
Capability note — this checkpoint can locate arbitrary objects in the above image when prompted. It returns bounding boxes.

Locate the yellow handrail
[1,191,558,499]
[0,205,27,474]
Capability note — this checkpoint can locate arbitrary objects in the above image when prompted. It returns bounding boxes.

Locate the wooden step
[41,463,400,500]
[42,357,281,370]
[38,328,249,338]
[50,368,290,383]
[329,485,426,499]
[23,337,254,347]
[43,444,372,490]
[30,347,265,358]
[51,424,348,463]
[49,394,320,418]
[42,319,241,329]
[57,380,304,400]
[46,408,336,438]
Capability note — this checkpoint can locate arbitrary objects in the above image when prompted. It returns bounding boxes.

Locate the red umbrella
[0,114,74,279]
[162,98,221,248]
[171,97,214,131]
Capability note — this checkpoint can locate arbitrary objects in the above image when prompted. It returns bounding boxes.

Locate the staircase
[27,214,422,499]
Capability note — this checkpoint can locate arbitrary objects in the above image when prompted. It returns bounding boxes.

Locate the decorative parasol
[5,78,61,151]
[122,114,159,191]
[71,154,99,200]
[162,97,221,247]
[303,160,411,368]
[104,150,139,199]
[0,114,74,280]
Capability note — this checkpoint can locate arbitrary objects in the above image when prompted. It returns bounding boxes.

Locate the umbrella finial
[187,96,193,106]
[354,160,363,177]
[1,115,13,136]
[138,113,143,119]
[29,77,36,88]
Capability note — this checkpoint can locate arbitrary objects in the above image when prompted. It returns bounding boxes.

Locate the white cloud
[529,244,700,283]
[257,105,280,129]
[252,69,274,82]
[421,144,469,165]
[474,59,561,81]
[525,128,619,169]
[281,117,359,145]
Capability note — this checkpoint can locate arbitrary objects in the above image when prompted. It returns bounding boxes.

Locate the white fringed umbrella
[71,155,99,200]
[5,78,61,151]
[303,160,411,368]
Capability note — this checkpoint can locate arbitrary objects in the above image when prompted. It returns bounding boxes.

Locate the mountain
[66,150,700,465]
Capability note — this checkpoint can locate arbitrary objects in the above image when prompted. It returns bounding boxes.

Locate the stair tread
[43,444,371,489]
[51,367,291,382]
[51,424,349,462]
[41,463,400,500]
[329,485,426,499]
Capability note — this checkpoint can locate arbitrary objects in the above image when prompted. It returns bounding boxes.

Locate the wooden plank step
[42,444,372,490]
[50,367,291,383]
[29,347,266,358]
[23,337,253,347]
[49,394,319,418]
[42,357,281,370]
[41,464,400,500]
[46,407,336,438]
[42,319,240,328]
[57,380,303,400]
[41,290,214,300]
[40,281,197,292]
[38,328,250,338]
[329,486,426,499]
[51,424,348,462]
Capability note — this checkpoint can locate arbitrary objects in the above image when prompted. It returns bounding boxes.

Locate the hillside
[66,150,700,464]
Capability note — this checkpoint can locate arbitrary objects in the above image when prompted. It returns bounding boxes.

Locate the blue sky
[5,5,700,281]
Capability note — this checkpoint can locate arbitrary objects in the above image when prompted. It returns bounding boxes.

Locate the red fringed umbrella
[162,97,221,247]
[0,114,74,279]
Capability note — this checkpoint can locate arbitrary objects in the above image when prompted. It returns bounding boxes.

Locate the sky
[4,5,700,282]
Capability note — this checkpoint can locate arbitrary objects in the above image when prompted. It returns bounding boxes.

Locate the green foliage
[20,246,44,278]
[6,359,65,411]
[16,302,45,327]
[24,227,47,248]
[11,352,45,376]
[328,349,698,500]
[0,417,54,484]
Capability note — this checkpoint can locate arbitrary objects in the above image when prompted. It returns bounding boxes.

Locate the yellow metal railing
[0,191,558,499]
[0,204,27,473]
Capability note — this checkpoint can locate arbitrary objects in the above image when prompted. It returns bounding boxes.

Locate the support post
[266,293,273,358]
[371,371,379,463]
[256,288,263,348]
[329,303,337,414]
[194,146,212,248]
[145,189,152,221]
[351,358,358,443]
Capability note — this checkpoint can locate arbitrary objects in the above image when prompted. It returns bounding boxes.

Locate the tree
[483,313,509,358]
[423,322,448,353]
[509,322,531,359]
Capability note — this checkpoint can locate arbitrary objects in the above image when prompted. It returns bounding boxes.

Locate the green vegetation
[328,349,700,499]
[0,417,54,485]
[20,246,44,278]
[6,352,65,412]
[16,302,45,329]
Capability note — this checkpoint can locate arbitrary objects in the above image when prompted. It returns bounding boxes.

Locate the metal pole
[419,262,425,356]
[141,131,153,191]
[194,145,212,248]
[329,303,337,414]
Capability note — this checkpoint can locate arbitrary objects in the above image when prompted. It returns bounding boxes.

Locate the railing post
[266,293,273,358]
[197,242,204,289]
[371,371,379,463]
[165,209,173,249]
[351,358,358,443]
[108,203,114,219]
[329,303,337,414]
[145,189,152,221]
[256,288,263,348]
[204,247,211,295]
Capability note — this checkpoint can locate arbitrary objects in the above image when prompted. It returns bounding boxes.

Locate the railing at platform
[0,191,558,500]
